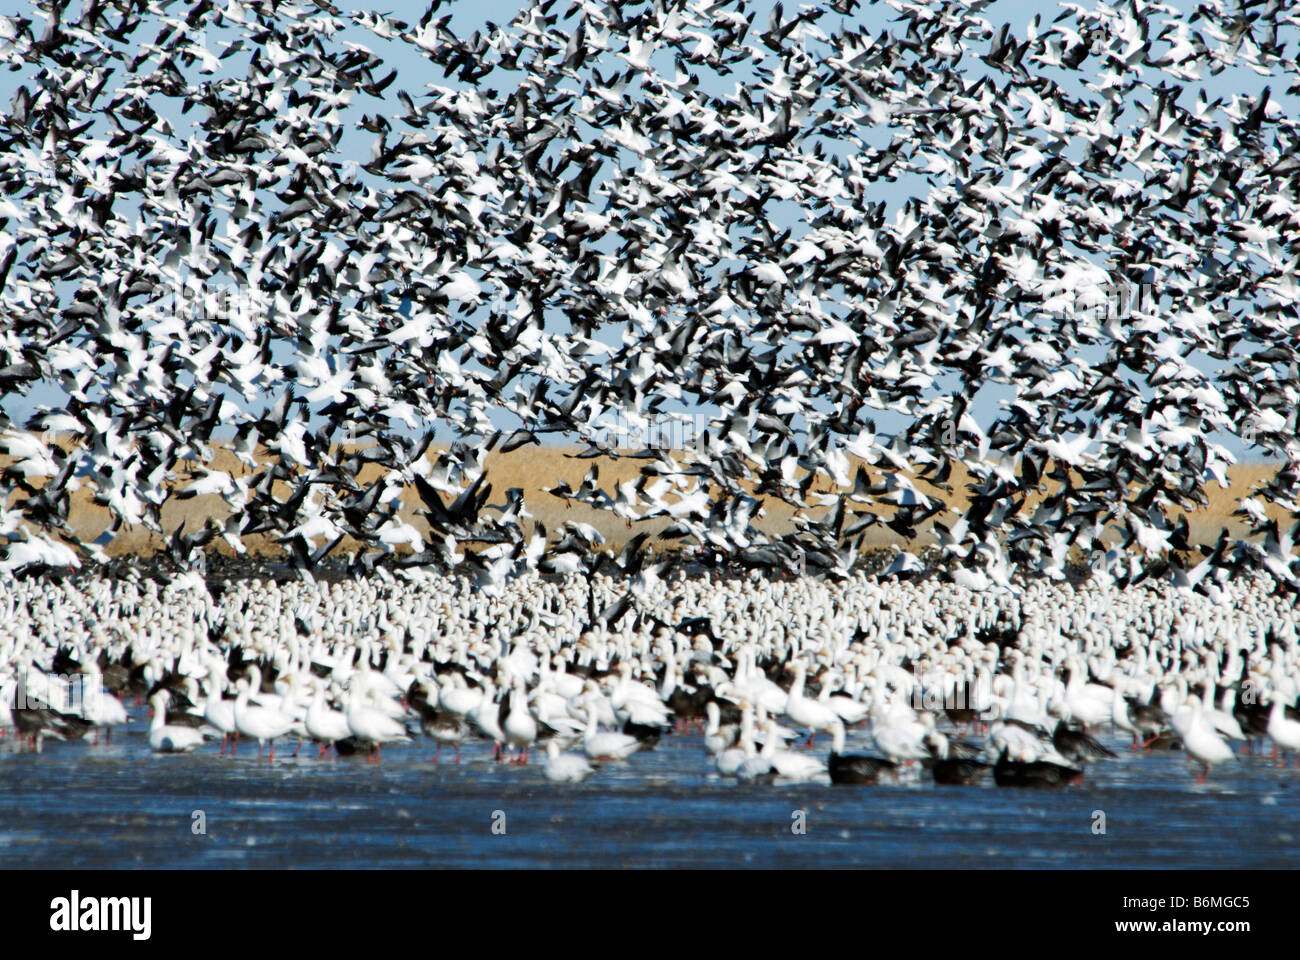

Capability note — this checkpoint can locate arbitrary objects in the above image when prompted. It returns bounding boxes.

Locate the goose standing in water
[544,740,595,783]
[715,702,754,777]
[148,692,206,753]
[785,660,841,747]
[703,701,738,756]
[582,703,640,762]
[500,674,538,764]
[752,720,826,781]
[345,676,411,763]
[234,678,296,761]
[79,661,128,744]
[1266,689,1300,767]
[1171,695,1235,781]
[305,678,351,759]
[204,665,239,755]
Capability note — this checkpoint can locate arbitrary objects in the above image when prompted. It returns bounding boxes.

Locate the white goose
[1199,681,1245,744]
[305,678,351,758]
[468,680,506,760]
[871,705,932,764]
[760,719,827,781]
[1266,687,1300,766]
[785,660,841,747]
[148,692,206,753]
[345,677,411,763]
[715,702,753,776]
[703,701,737,756]
[582,703,639,761]
[79,661,128,743]
[819,673,870,726]
[1170,694,1235,781]
[1063,658,1111,729]
[234,678,296,761]
[204,665,238,755]
[544,740,594,783]
[500,675,538,764]
[438,673,484,719]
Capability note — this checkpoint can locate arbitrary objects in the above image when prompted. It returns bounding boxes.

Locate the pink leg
[455,744,461,763]
[433,743,441,763]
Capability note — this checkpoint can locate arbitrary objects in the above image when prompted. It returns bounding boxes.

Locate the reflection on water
[1,711,1296,868]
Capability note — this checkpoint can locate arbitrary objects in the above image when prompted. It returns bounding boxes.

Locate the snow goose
[715,702,753,776]
[761,720,827,781]
[785,660,841,747]
[345,677,411,763]
[437,672,484,720]
[1200,682,1246,744]
[610,661,670,724]
[78,661,128,743]
[582,703,640,761]
[305,678,351,758]
[1110,680,1143,748]
[870,705,932,764]
[148,692,206,753]
[204,666,238,755]
[986,715,1075,768]
[499,675,538,764]
[233,678,296,761]
[568,679,618,727]
[703,701,738,756]
[468,680,505,760]
[1266,688,1300,766]
[544,740,594,783]
[1170,695,1235,781]
[1062,659,1111,729]
[820,673,870,726]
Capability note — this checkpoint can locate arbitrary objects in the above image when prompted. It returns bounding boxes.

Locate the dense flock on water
[4,564,1299,786]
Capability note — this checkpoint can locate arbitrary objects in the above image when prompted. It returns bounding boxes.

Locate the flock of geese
[1,0,1299,596]
[3,566,1300,787]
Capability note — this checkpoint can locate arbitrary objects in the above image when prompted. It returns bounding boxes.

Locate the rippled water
[2,710,1297,868]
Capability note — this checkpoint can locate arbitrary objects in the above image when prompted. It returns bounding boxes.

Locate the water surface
[2,714,1295,868]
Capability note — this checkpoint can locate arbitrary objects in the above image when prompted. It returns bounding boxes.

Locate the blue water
[2,710,1297,868]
